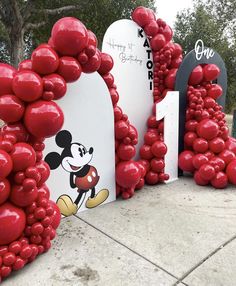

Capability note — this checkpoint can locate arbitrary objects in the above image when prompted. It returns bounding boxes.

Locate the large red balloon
[132,6,155,27]
[0,95,25,123]
[24,100,64,138]
[51,17,88,56]
[0,150,13,179]
[12,71,43,102]
[10,184,38,207]
[0,64,16,96]
[150,34,166,51]
[57,57,82,82]
[0,179,10,205]
[188,65,203,85]
[209,137,225,154]
[226,160,236,185]
[32,46,59,75]
[10,143,36,172]
[116,161,141,188]
[203,64,220,81]
[151,141,167,158]
[178,151,195,173]
[0,203,26,245]
[196,119,219,140]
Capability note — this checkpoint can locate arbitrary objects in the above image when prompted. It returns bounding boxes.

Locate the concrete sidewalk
[3,177,236,286]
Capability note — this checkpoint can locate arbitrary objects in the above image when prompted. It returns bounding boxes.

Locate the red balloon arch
[0,5,235,282]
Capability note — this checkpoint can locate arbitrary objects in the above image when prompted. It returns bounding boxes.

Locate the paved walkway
[4,177,236,286]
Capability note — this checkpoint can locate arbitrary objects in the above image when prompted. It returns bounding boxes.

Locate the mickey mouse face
[45,130,94,173]
[61,143,93,172]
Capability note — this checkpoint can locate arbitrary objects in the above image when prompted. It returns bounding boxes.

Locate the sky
[155,0,194,28]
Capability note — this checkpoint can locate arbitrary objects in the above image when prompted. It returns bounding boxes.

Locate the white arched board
[44,73,116,214]
[102,19,153,160]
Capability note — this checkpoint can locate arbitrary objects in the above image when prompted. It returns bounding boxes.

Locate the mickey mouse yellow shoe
[86,189,109,208]
[56,195,78,216]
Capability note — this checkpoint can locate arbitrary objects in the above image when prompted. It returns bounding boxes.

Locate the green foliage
[0,0,155,63]
[173,0,236,113]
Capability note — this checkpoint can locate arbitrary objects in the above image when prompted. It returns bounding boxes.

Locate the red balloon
[0,64,16,96]
[31,46,59,75]
[209,137,225,153]
[194,171,209,186]
[0,179,10,205]
[38,184,50,199]
[204,97,216,108]
[0,150,13,179]
[211,172,228,189]
[193,138,209,153]
[117,144,136,161]
[114,106,123,122]
[225,138,236,155]
[87,30,98,47]
[226,160,236,185]
[18,59,32,71]
[0,94,25,123]
[203,64,220,81]
[115,120,129,139]
[199,164,216,180]
[188,65,203,85]
[144,131,158,146]
[145,171,159,185]
[219,150,235,165]
[151,141,167,158]
[209,157,225,172]
[140,144,153,160]
[36,161,50,187]
[12,71,43,102]
[10,143,36,172]
[192,154,209,169]
[0,203,26,245]
[184,131,197,146]
[164,69,177,89]
[116,161,141,188]
[49,200,61,229]
[24,100,64,138]
[10,184,38,207]
[144,21,159,37]
[43,74,67,100]
[82,49,101,73]
[171,56,182,68]
[57,57,82,82]
[150,158,165,172]
[207,84,223,100]
[150,34,166,51]
[162,25,173,42]
[178,150,195,173]
[51,17,88,56]
[196,119,219,140]
[98,53,114,75]
[102,73,114,88]
[1,123,29,142]
[185,120,198,132]
[132,6,154,26]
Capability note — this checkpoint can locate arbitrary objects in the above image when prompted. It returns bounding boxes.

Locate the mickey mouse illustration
[45,130,109,216]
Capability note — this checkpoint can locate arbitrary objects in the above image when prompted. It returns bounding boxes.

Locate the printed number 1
[156,91,179,182]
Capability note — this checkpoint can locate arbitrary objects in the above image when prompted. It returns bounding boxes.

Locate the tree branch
[25,21,46,30]
[43,5,79,15]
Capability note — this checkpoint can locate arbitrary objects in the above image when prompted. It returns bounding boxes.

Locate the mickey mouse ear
[55,130,72,148]
[45,152,61,170]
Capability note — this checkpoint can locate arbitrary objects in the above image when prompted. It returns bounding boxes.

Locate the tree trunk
[9,29,24,67]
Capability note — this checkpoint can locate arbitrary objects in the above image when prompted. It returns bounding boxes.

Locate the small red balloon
[188,65,203,85]
[226,160,236,185]
[98,53,114,75]
[82,49,101,73]
[192,154,209,169]
[194,170,209,186]
[49,200,61,229]
[10,184,38,207]
[196,119,219,140]
[199,164,216,180]
[115,120,129,139]
[43,74,67,100]
[145,171,159,185]
[207,84,223,100]
[151,141,167,158]
[117,144,135,161]
[209,137,225,154]
[150,34,166,51]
